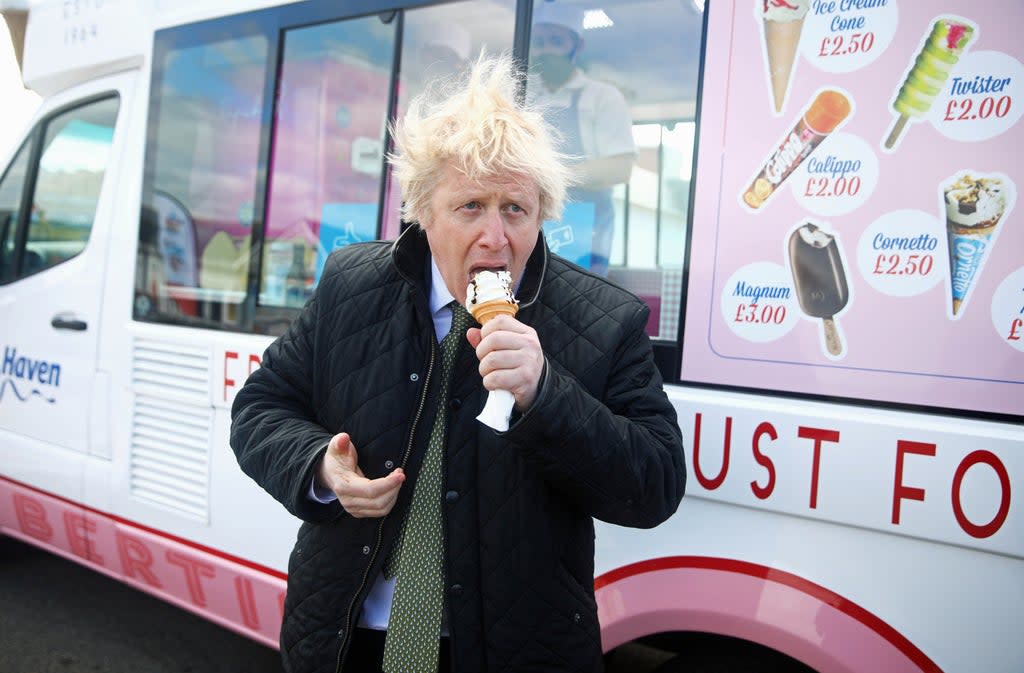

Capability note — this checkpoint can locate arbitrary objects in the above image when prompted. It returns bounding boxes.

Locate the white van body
[1,1,1021,671]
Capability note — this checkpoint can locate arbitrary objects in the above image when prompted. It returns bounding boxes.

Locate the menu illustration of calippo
[742,88,852,211]
[758,0,809,114]
[883,16,977,150]
[787,222,851,357]
[942,170,1015,318]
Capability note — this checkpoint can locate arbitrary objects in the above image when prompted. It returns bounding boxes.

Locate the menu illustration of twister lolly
[942,171,1014,318]
[742,89,852,210]
[788,223,850,357]
[758,0,809,113]
[884,17,977,150]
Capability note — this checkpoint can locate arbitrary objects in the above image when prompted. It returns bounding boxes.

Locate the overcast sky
[0,18,41,158]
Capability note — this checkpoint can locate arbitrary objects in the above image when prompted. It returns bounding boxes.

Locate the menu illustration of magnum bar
[789,223,850,356]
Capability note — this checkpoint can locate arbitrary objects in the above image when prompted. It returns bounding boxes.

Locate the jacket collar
[390,224,548,310]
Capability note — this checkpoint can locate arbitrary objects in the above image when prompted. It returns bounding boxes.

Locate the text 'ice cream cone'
[759,0,809,114]
[466,270,519,431]
[942,172,1011,318]
[742,89,851,210]
[884,17,976,150]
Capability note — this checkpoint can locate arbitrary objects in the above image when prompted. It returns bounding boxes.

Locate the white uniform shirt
[529,69,636,161]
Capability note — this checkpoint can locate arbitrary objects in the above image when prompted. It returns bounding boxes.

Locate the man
[230,54,685,673]
[529,2,636,275]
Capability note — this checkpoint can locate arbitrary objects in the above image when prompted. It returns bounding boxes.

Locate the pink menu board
[681,0,1023,417]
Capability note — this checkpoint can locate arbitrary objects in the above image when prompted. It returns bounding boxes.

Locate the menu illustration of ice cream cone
[942,171,1013,318]
[788,223,850,357]
[758,0,809,114]
[742,89,852,210]
[884,17,977,150]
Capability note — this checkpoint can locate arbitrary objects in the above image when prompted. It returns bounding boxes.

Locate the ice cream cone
[946,219,1000,316]
[764,17,804,114]
[469,299,518,325]
[942,172,1008,318]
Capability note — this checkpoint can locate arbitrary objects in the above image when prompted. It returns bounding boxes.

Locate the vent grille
[132,338,209,401]
[130,339,212,520]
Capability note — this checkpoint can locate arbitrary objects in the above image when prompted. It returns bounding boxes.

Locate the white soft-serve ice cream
[465,270,519,430]
[467,270,518,318]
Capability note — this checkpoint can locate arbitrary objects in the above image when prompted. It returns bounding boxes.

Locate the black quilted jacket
[230,226,685,673]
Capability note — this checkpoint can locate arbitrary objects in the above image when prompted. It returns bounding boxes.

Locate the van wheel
[651,649,814,673]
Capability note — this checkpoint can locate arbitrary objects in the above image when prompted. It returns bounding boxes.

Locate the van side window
[136,32,270,327]
[135,5,516,334]
[260,14,397,312]
[29,97,119,275]
[0,139,31,283]
[379,0,517,241]
[527,0,704,344]
[0,96,119,284]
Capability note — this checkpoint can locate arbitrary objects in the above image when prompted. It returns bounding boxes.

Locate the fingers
[472,315,543,409]
[324,433,406,518]
[339,468,405,518]
[327,432,362,477]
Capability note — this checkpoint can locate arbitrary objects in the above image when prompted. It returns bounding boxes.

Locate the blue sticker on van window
[545,201,596,270]
[316,203,379,283]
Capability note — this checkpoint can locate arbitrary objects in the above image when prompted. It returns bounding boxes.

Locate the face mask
[533,54,574,88]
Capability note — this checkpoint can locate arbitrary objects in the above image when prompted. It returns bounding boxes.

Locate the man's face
[530,22,580,88]
[423,160,542,305]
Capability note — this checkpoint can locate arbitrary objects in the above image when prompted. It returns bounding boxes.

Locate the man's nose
[477,209,508,248]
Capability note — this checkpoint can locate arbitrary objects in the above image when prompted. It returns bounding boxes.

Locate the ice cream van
[0,0,1021,671]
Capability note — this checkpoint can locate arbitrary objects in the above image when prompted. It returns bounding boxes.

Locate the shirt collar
[429,257,455,316]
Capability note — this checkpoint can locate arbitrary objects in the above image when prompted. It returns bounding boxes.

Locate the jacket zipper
[335,341,438,673]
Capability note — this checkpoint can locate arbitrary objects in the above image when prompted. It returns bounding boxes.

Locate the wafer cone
[764,17,804,113]
[469,300,518,325]
[946,219,1000,317]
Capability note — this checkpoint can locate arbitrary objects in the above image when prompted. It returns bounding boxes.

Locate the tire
[649,642,815,673]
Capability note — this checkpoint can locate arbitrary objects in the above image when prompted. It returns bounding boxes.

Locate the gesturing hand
[318,432,405,518]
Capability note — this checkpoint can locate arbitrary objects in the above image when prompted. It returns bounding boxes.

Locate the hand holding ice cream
[465,270,543,430]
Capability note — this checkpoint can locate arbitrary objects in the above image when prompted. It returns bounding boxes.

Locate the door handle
[51,316,88,331]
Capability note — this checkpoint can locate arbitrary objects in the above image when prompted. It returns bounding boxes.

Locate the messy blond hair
[389,52,571,227]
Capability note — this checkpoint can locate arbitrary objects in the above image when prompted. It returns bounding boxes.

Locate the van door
[0,72,131,460]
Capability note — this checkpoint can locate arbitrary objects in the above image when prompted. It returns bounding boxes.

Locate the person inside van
[529,1,636,275]
[230,53,685,673]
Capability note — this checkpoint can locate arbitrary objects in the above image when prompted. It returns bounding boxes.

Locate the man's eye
[462,201,482,211]
[505,203,524,214]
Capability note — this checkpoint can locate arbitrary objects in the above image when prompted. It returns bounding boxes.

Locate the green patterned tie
[382,302,471,673]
